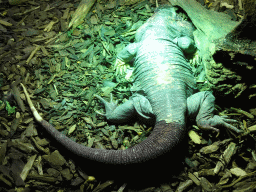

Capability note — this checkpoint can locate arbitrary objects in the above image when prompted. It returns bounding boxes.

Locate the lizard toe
[95,110,106,116]
[94,94,118,116]
[198,123,220,132]
[197,115,242,133]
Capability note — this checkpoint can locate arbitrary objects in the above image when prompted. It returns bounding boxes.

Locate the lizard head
[135,6,196,43]
[173,36,197,54]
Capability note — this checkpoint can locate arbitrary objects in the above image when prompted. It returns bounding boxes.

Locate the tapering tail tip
[20,83,43,122]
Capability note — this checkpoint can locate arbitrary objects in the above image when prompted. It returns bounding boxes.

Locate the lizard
[20,6,241,165]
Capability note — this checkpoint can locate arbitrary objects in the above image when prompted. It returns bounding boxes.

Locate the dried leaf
[81,117,95,127]
[248,124,256,132]
[218,170,232,185]
[230,167,247,177]
[200,141,220,154]
[96,122,107,127]
[188,172,200,186]
[91,15,98,24]
[188,130,202,144]
[68,124,77,135]
[214,142,237,174]
[0,19,12,26]
[20,154,37,181]
[220,2,234,9]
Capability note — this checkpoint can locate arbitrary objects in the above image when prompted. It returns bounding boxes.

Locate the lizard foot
[197,115,242,133]
[94,94,118,117]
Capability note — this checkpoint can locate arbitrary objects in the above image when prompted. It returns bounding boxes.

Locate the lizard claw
[197,115,242,133]
[94,94,118,118]
[95,110,106,116]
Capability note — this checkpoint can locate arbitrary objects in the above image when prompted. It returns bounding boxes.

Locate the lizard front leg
[187,91,242,133]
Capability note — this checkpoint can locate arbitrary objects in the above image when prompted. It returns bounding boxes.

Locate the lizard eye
[177,36,197,54]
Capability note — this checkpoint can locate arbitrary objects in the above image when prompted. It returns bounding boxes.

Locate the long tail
[21,83,185,165]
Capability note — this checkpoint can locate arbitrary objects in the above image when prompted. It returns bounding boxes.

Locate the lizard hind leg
[187,91,242,133]
[94,93,118,116]
[95,94,136,124]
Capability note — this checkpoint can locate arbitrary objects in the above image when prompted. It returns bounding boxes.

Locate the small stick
[11,78,25,112]
[156,0,159,8]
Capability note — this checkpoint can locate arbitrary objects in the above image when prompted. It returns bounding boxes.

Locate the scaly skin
[20,7,241,165]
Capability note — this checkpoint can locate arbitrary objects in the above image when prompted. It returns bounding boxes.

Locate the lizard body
[21,7,240,165]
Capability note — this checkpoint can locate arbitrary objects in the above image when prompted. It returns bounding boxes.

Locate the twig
[156,0,159,8]
[26,45,40,64]
[11,78,25,112]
